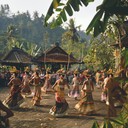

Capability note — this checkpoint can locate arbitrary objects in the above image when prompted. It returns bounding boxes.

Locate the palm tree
[61,19,78,70]
[67,18,80,42]
[62,18,80,44]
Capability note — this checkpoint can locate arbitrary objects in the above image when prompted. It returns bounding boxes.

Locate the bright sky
[0,0,102,30]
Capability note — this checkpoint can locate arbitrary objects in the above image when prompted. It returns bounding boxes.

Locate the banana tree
[45,0,128,37]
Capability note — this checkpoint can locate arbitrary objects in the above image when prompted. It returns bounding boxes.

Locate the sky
[0,0,102,30]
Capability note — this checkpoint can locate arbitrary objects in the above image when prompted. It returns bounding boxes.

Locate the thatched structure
[0,46,32,70]
[33,44,80,72]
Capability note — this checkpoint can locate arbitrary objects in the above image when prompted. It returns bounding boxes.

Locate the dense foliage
[0,4,65,54]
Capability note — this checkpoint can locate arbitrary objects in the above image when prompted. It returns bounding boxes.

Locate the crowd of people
[0,67,127,127]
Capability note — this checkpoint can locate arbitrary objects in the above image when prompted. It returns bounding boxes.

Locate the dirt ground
[0,86,115,128]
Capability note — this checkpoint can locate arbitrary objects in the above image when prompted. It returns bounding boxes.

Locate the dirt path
[0,87,108,128]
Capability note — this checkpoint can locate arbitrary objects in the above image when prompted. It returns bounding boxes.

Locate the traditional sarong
[32,84,42,106]
[49,85,69,117]
[3,85,24,109]
[49,100,69,117]
[68,85,80,98]
[21,84,31,95]
[75,91,95,115]
[41,80,51,93]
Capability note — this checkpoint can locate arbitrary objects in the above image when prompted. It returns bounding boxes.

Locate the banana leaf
[91,121,99,128]
[86,10,104,35]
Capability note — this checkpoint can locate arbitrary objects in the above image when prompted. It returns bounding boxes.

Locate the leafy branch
[45,0,128,37]
[45,0,94,28]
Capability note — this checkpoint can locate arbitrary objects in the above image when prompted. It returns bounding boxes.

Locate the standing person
[41,71,51,93]
[29,71,42,106]
[21,71,31,95]
[49,74,70,117]
[101,74,108,102]
[95,70,101,88]
[0,100,14,128]
[75,74,95,115]
[68,73,80,100]
[3,72,24,109]
[105,74,117,117]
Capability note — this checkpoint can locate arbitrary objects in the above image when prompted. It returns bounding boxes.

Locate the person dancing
[21,71,31,96]
[41,71,51,93]
[29,71,42,106]
[68,73,80,100]
[49,74,70,117]
[3,72,24,109]
[75,74,95,115]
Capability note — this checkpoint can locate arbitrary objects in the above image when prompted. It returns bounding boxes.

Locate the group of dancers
[0,68,127,127]
[1,69,96,118]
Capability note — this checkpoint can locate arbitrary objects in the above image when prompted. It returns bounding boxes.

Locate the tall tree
[61,18,86,60]
[62,18,80,43]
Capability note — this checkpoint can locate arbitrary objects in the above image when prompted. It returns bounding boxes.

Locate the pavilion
[0,46,32,70]
[33,43,80,72]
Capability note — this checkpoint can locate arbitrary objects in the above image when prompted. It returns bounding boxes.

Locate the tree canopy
[0,4,66,54]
